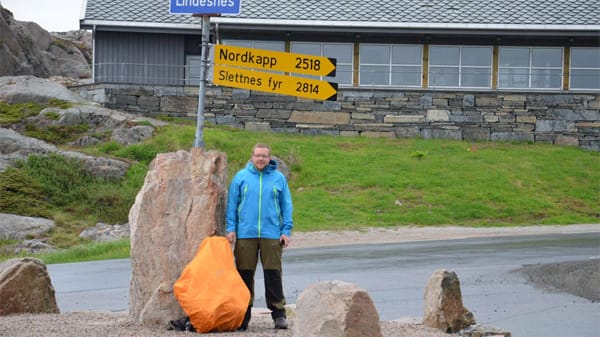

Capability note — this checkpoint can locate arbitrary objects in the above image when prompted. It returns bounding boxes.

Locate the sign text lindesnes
[173,0,235,7]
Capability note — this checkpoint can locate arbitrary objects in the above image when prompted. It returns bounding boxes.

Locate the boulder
[294,280,382,337]
[13,239,55,254]
[0,258,60,315]
[128,148,228,327]
[423,269,475,333]
[79,222,130,241]
[0,213,55,240]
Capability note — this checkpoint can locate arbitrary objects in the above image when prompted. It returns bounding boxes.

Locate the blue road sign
[170,0,241,15]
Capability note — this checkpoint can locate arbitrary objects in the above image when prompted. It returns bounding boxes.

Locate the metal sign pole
[194,15,210,149]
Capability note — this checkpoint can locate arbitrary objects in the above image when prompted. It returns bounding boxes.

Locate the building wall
[76,84,600,151]
[95,32,186,85]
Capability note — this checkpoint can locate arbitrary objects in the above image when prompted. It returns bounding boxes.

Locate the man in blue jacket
[226,143,293,331]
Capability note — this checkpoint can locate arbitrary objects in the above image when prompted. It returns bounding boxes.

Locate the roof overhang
[80,18,600,38]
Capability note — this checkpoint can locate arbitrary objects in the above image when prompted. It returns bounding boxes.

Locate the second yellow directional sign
[214,45,336,77]
[213,64,338,101]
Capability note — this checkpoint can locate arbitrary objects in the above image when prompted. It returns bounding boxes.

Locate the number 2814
[296,82,319,94]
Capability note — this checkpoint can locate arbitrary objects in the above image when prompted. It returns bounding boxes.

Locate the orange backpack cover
[173,236,250,332]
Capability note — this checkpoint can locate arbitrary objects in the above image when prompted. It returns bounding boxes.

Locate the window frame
[498,46,564,90]
[569,47,600,91]
[359,43,423,87]
[428,45,493,89]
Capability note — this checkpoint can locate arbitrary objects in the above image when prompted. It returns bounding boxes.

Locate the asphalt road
[47,232,600,337]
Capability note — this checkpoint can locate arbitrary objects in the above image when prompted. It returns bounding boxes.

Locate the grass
[0,117,598,264]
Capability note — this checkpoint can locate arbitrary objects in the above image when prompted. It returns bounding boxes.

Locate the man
[226,143,293,330]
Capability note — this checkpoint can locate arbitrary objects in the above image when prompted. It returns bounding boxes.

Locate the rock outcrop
[0,127,130,179]
[128,148,228,327]
[423,269,475,333]
[0,213,55,240]
[79,222,130,241]
[0,4,91,79]
[0,76,87,104]
[294,280,382,337]
[0,258,60,315]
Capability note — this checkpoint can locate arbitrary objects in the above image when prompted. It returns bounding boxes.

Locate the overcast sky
[1,0,85,32]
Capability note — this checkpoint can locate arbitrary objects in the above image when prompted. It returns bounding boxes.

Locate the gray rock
[79,223,130,241]
[111,126,155,146]
[0,213,55,240]
[13,239,55,254]
[0,127,129,179]
[423,269,476,333]
[294,280,382,337]
[0,4,90,79]
[0,76,87,104]
[0,258,60,315]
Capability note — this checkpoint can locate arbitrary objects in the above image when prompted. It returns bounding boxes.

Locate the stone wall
[75,84,600,151]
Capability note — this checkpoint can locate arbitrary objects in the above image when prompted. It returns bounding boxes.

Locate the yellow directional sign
[214,45,337,77]
[213,65,338,101]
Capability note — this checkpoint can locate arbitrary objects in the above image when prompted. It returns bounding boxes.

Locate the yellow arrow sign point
[213,65,337,101]
[214,45,337,77]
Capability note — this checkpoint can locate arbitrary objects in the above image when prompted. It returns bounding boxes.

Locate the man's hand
[279,234,290,248]
[226,232,236,244]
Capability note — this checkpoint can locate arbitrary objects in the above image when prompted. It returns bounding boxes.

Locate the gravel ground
[1,224,598,337]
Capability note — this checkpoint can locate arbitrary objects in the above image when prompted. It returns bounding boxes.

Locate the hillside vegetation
[1,103,599,262]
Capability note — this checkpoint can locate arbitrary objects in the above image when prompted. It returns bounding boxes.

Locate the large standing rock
[423,269,475,333]
[0,258,59,315]
[128,148,228,327]
[295,280,382,337]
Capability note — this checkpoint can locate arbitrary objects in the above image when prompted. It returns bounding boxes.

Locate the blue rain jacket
[226,160,293,239]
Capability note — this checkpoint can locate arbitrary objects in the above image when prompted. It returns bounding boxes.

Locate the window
[498,47,563,89]
[360,44,422,87]
[429,46,492,88]
[570,47,600,90]
[291,42,353,86]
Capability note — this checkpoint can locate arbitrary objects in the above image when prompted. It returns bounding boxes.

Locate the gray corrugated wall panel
[95,31,185,85]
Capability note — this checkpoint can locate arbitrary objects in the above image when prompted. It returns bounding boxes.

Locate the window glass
[430,46,459,65]
[462,47,491,66]
[429,67,459,87]
[462,68,491,87]
[360,44,389,64]
[499,48,529,67]
[392,66,421,86]
[570,48,600,90]
[253,41,285,51]
[360,65,389,85]
[392,45,421,64]
[532,48,562,67]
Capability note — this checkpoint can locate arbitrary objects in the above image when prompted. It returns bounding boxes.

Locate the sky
[1,0,86,32]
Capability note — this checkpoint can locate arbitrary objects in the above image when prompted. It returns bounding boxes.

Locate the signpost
[169,0,241,149]
[213,64,338,101]
[214,45,336,77]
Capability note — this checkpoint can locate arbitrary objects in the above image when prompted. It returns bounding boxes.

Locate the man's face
[251,147,270,171]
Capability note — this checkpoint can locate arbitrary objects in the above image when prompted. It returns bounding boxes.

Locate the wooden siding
[95,32,185,85]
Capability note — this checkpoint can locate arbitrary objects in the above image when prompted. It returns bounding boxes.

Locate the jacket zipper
[258,172,262,238]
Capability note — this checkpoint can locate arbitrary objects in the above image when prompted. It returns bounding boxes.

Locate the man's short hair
[252,143,271,156]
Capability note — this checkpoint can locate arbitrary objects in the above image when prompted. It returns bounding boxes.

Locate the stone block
[361,131,396,138]
[516,115,536,124]
[245,121,271,131]
[395,126,421,138]
[426,109,450,122]
[555,135,579,146]
[476,97,502,107]
[384,115,426,123]
[289,111,350,125]
[464,127,490,141]
[352,112,375,120]
[160,96,197,113]
[257,109,291,119]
